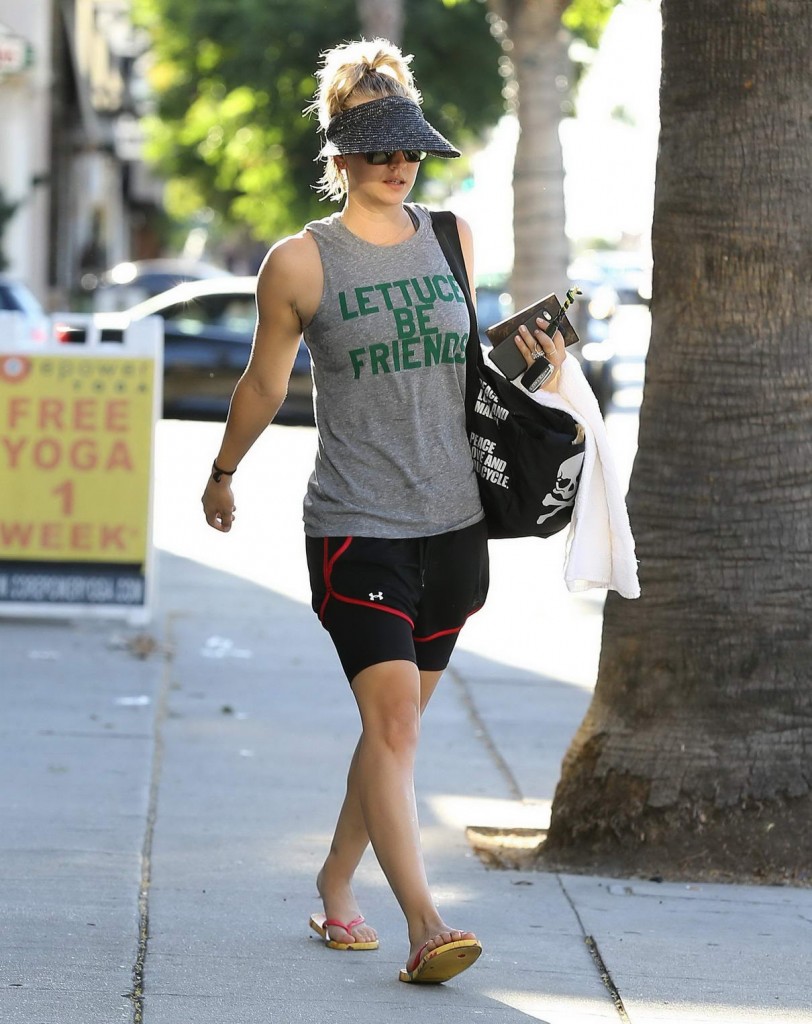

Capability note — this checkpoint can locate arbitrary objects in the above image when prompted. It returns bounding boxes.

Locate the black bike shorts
[305,519,489,684]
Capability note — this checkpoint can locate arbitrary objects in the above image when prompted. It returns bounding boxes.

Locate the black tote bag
[430,210,585,540]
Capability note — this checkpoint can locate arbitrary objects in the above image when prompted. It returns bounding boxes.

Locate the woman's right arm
[201,235,319,531]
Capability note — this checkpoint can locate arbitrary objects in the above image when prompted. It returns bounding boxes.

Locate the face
[335,149,421,203]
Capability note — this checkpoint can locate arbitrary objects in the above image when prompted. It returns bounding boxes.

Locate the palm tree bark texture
[544,0,812,883]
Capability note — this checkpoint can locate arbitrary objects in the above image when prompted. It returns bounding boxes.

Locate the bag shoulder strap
[429,210,482,405]
[429,210,473,308]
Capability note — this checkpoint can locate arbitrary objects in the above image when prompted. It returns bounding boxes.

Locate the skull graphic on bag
[536,452,585,526]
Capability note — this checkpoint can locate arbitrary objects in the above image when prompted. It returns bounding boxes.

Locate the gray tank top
[302,204,483,538]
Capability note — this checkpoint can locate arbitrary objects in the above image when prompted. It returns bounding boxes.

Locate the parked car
[0,274,49,347]
[91,259,233,312]
[475,283,513,347]
[569,250,652,307]
[566,251,652,413]
[56,277,314,423]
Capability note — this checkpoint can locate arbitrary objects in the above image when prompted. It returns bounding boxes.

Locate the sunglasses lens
[364,150,428,165]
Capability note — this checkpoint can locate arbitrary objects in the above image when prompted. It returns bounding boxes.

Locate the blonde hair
[307,38,422,202]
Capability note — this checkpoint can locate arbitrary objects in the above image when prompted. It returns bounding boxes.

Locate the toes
[427,928,476,951]
[332,924,377,944]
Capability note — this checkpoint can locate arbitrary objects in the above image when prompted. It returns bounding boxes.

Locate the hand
[514,318,566,372]
[202,476,237,532]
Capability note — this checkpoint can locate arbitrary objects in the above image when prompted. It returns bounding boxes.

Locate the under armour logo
[369,592,383,601]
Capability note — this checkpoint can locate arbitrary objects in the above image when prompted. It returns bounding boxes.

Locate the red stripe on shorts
[319,536,415,629]
[413,603,484,643]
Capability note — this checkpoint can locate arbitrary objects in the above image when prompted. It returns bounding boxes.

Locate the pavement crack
[557,875,632,1023]
[128,613,174,1023]
[447,663,523,801]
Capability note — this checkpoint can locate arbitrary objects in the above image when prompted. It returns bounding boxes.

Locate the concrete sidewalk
[3,421,811,1024]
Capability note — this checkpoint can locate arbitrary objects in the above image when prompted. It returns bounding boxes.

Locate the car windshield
[161,294,257,334]
[0,282,43,315]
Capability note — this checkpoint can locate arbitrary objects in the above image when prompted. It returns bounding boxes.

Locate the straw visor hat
[320,95,461,159]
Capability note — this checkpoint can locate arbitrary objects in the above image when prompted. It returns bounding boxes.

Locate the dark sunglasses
[363,150,427,165]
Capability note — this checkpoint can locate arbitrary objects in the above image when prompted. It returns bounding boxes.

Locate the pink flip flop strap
[324,915,365,934]
[406,941,430,973]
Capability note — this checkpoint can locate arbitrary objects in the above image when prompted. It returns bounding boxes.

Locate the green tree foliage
[136,0,504,240]
[562,0,618,50]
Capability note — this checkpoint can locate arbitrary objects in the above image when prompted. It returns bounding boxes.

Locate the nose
[388,151,407,165]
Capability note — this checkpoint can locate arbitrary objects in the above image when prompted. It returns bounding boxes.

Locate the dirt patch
[467,804,812,885]
[465,826,548,870]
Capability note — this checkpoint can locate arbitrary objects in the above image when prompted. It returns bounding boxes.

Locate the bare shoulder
[256,229,323,328]
[453,214,474,247]
[450,214,475,292]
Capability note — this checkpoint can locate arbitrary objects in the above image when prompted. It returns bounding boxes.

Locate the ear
[333,155,348,173]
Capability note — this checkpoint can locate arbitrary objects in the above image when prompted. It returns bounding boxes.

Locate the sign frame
[0,314,163,624]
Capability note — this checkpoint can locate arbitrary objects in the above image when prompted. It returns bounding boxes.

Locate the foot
[316,864,378,946]
[406,926,478,973]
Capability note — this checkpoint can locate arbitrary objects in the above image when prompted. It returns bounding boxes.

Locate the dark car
[566,251,652,413]
[475,283,513,346]
[56,277,314,423]
[0,274,49,346]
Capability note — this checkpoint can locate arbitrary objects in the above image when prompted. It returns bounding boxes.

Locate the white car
[56,276,314,423]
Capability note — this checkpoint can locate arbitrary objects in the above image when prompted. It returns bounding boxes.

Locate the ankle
[407,909,446,945]
[317,855,354,895]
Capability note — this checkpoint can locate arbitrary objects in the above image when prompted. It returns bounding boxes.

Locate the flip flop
[308,913,379,951]
[399,938,482,984]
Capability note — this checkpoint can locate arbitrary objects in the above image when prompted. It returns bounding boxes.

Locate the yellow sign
[0,353,154,564]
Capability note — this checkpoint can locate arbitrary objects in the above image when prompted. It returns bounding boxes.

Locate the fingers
[514,318,564,369]
[216,506,237,532]
[202,483,237,532]
[203,505,237,532]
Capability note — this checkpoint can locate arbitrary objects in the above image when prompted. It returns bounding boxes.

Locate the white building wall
[0,0,53,302]
[1,0,156,308]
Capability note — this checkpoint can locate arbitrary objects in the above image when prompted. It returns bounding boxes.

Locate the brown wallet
[485,294,580,381]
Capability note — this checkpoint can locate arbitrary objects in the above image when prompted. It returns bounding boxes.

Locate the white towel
[516,353,641,599]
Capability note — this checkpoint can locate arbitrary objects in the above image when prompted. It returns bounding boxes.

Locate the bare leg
[316,668,444,945]
[349,660,476,966]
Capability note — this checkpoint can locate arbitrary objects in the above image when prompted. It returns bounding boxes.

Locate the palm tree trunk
[544,0,812,882]
[357,0,404,44]
[488,0,570,308]
[508,0,570,307]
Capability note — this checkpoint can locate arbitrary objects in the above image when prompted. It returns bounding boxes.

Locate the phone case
[485,293,579,381]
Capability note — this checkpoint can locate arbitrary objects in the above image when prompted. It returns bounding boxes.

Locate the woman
[201,38,565,984]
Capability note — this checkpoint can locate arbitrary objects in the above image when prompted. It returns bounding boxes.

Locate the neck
[340,198,414,245]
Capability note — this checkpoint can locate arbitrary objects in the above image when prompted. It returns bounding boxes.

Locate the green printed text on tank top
[338,274,464,321]
[339,273,467,379]
[348,333,468,379]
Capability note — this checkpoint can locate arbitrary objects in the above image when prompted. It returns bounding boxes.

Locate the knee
[363,699,420,759]
[354,661,422,758]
